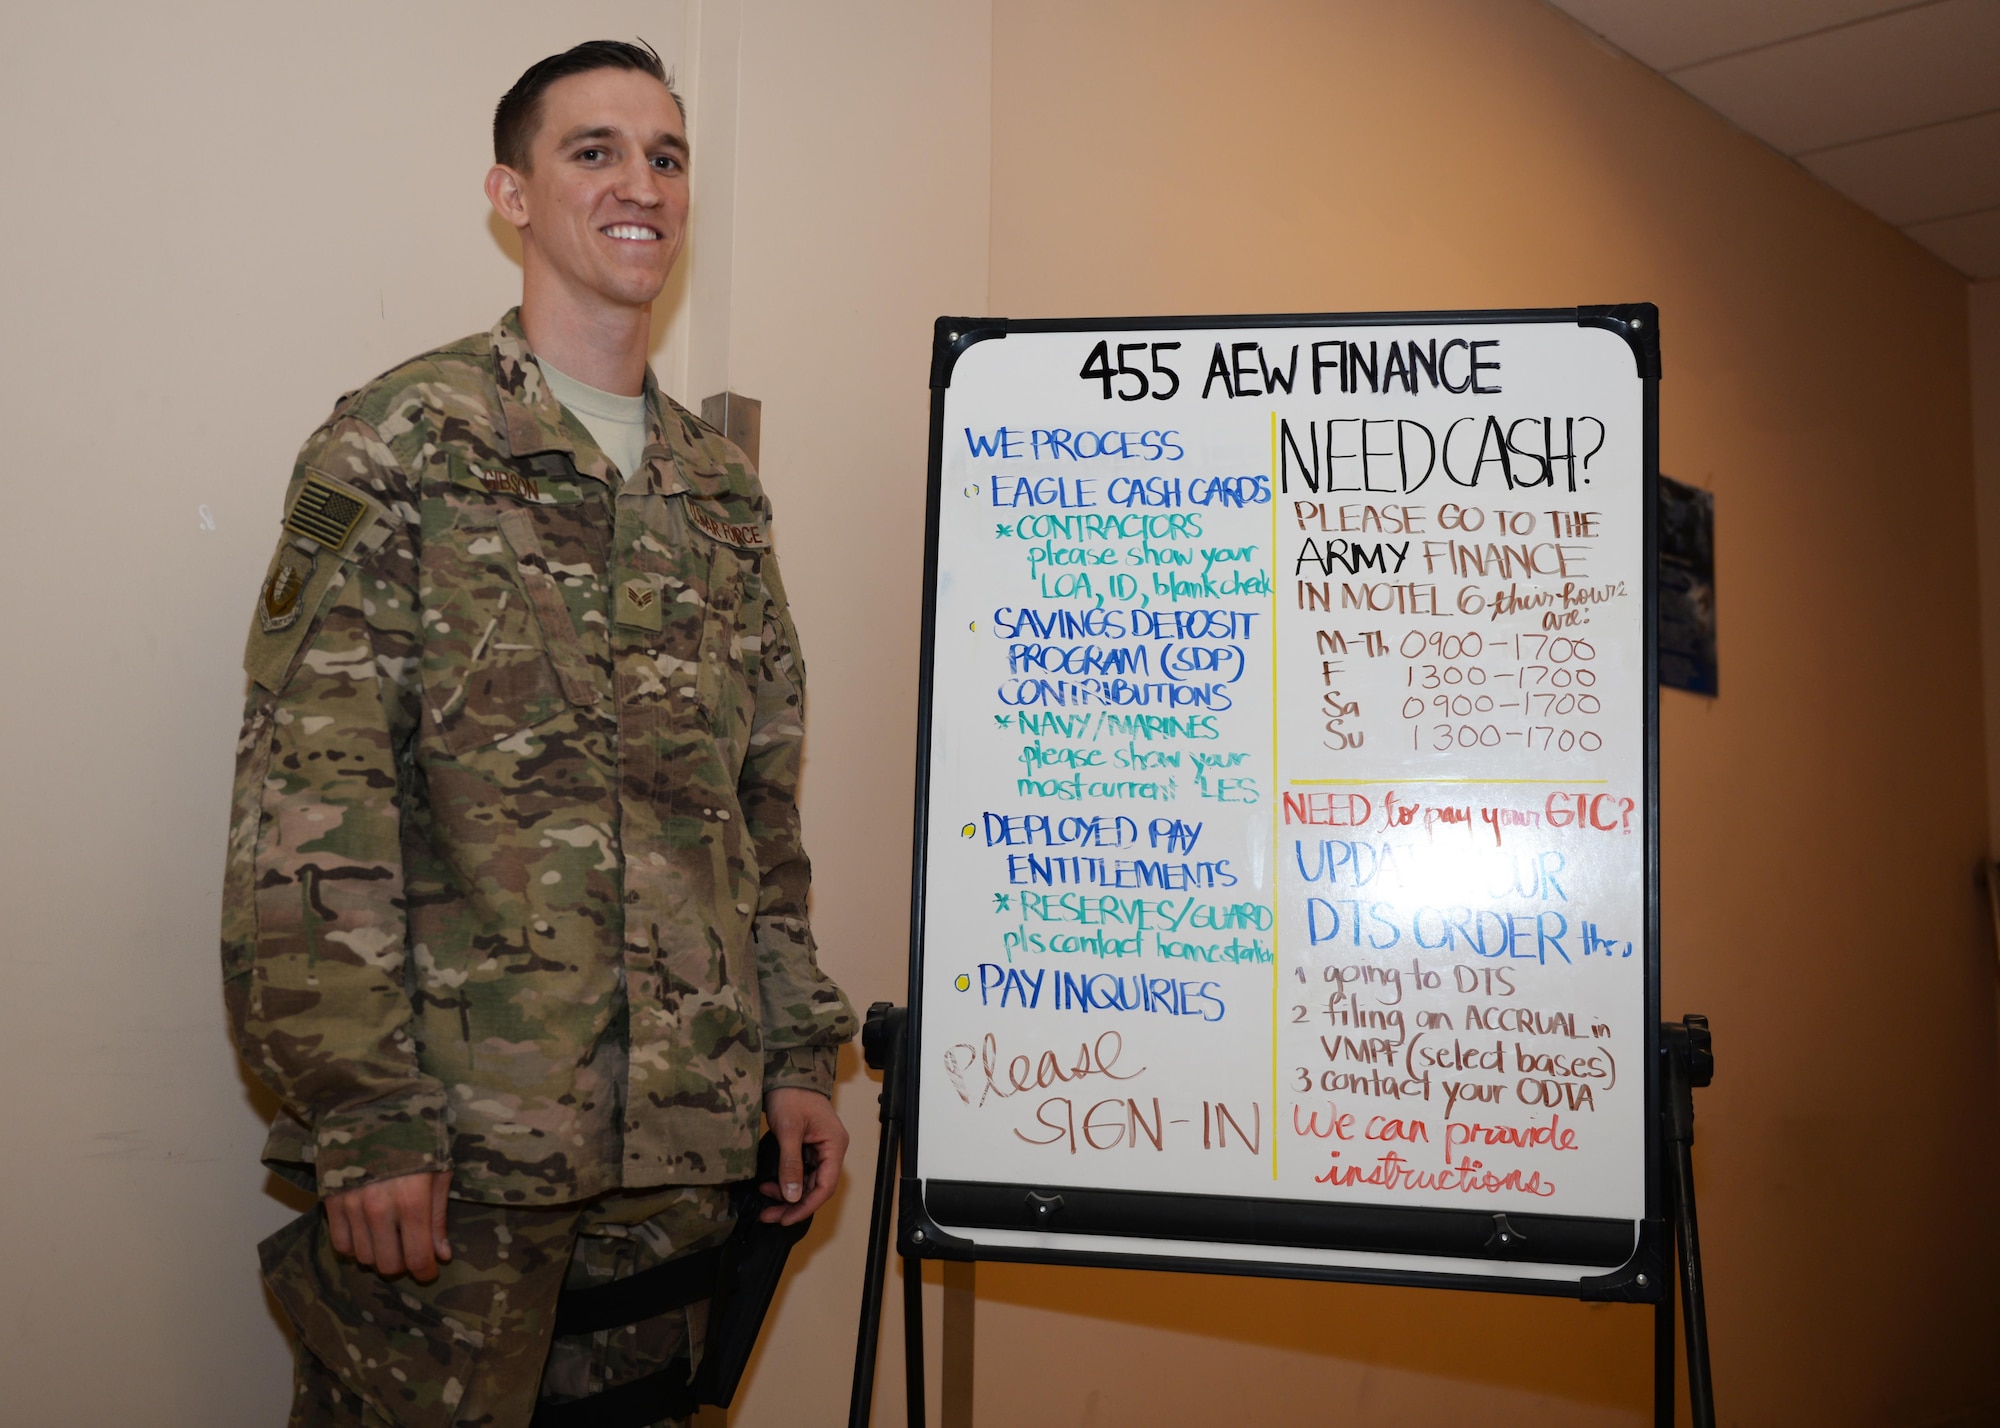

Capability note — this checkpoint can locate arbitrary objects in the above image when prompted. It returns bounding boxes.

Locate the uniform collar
[487,308,692,496]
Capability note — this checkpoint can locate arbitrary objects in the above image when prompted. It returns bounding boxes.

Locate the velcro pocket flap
[495,507,600,707]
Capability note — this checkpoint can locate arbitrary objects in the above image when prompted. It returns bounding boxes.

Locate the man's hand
[760,1088,848,1225]
[323,1169,453,1282]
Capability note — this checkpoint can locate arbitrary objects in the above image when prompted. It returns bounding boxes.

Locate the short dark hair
[493,40,685,171]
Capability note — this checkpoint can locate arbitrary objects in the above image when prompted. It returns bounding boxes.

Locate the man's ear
[485,164,530,230]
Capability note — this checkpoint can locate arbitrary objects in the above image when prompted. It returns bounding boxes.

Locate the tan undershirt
[539,360,648,486]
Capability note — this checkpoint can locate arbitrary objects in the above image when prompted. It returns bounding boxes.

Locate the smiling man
[221,41,856,1428]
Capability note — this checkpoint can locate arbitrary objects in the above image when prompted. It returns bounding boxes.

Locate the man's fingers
[325,1196,355,1259]
[430,1170,453,1264]
[323,1172,452,1279]
[776,1128,805,1203]
[806,1130,848,1209]
[757,1091,850,1224]
[394,1177,437,1282]
[345,1199,378,1268]
[363,1191,407,1277]
[790,1131,845,1220]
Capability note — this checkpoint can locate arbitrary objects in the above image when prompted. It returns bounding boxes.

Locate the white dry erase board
[901,309,1661,1297]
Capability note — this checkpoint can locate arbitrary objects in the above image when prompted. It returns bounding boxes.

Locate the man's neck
[517,272,652,397]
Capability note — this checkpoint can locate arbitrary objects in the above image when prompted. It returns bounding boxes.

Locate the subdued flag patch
[284,473,369,552]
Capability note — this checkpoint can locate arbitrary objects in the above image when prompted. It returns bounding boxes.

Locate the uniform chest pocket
[696,540,759,726]
[422,504,600,757]
[659,497,765,739]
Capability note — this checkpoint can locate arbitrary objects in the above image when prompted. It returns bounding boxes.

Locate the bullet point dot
[954,974,971,992]
[969,620,977,631]
[961,823,976,838]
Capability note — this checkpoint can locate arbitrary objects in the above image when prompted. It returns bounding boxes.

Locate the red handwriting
[941,1031,1141,1109]
[1307,787,1636,845]
[1294,1102,1356,1139]
[1018,1096,1163,1153]
[1313,1149,1556,1197]
[1444,1115,1580,1166]
[1283,791,1372,827]
[1544,791,1634,832]
[1289,1103,1429,1149]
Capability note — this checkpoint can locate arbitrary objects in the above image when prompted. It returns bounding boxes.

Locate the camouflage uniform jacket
[222,310,857,1205]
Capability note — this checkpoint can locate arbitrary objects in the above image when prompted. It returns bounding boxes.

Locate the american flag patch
[284,474,370,551]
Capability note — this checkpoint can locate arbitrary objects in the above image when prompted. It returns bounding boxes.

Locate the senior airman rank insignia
[260,545,316,633]
[616,574,664,631]
[284,473,370,552]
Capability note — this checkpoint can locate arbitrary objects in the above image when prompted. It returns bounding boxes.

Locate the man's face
[491,67,690,311]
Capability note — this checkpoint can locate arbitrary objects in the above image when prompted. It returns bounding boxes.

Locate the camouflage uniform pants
[263,1185,735,1428]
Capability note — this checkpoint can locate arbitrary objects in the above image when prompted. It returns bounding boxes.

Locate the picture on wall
[1658,474,1716,695]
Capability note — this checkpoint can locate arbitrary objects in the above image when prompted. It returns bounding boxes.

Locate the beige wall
[0,2,987,1422]
[0,5,696,1420]
[978,2,1999,1425]
[4,2,1995,1425]
[718,3,991,1423]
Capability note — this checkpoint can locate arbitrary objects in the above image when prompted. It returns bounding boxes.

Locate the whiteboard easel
[846,307,1717,1428]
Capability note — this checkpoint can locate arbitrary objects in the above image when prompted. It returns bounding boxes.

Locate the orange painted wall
[976,2,2000,1423]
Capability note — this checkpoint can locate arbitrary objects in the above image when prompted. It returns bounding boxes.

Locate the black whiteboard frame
[898,306,1664,1304]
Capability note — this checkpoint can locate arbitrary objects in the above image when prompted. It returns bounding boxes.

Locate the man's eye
[578,148,605,162]
[652,155,681,172]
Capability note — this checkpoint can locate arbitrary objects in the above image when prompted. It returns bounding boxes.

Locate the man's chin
[566,276,669,312]
[603,267,674,307]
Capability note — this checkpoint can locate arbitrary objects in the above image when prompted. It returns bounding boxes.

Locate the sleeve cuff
[763,1044,839,1098]
[311,1089,452,1193]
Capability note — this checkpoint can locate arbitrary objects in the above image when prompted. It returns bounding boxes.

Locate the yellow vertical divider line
[1268,409,1280,1182]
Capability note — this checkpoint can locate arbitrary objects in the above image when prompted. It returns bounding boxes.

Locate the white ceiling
[1544,0,2000,279]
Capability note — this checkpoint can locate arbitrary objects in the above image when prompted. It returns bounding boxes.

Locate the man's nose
[616,157,665,208]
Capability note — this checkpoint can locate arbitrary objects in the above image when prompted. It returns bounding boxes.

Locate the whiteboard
[903,309,1660,1295]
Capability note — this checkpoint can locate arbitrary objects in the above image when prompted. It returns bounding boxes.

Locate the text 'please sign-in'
[909,312,1654,1286]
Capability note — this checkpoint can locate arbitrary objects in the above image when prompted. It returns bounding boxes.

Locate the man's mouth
[603,224,662,242]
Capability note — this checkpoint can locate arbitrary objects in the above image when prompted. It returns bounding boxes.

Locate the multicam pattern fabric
[223,310,856,1204]
[539,1186,732,1412]
[270,1184,732,1428]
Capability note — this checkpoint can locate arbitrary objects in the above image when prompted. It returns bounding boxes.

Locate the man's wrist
[312,1090,452,1194]
[762,1044,838,1098]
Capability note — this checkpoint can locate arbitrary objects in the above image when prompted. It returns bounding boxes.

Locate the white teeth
[604,224,660,240]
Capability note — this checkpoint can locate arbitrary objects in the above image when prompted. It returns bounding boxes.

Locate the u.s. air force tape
[283,473,370,552]
[683,500,768,550]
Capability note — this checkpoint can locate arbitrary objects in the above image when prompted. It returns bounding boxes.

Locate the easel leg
[903,1252,926,1428]
[1669,1135,1716,1428]
[1660,1016,1717,1428]
[846,1107,899,1428]
[848,1004,910,1428]
[1653,1228,1674,1428]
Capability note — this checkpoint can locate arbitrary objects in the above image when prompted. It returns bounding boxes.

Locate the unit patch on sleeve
[283,473,371,552]
[259,545,317,633]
